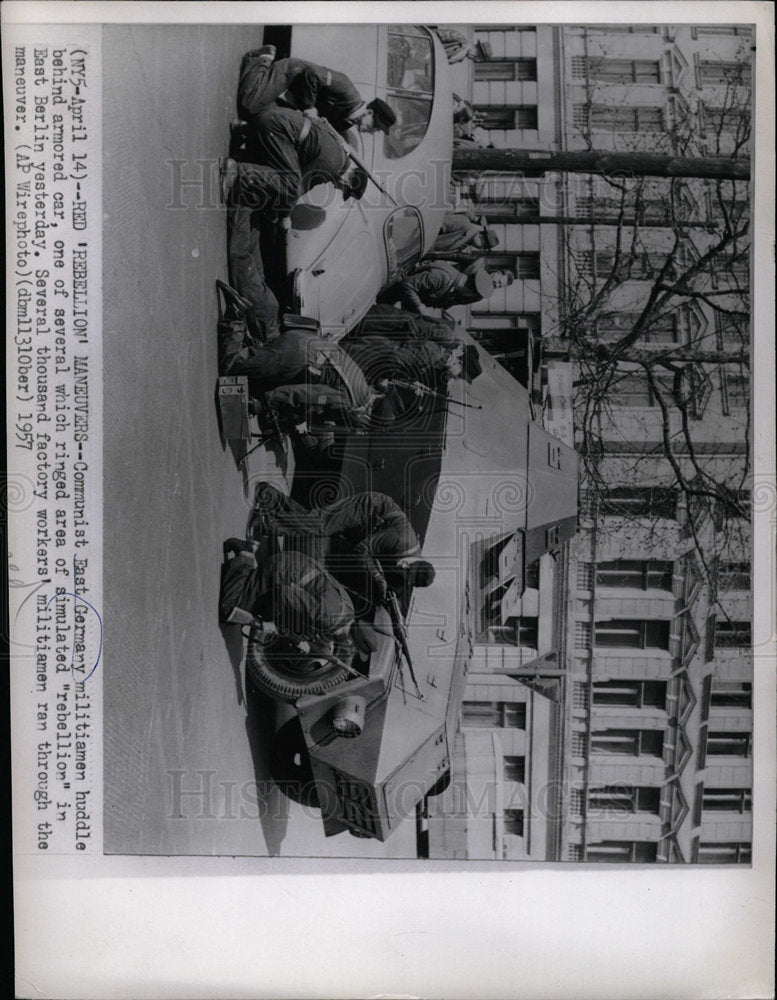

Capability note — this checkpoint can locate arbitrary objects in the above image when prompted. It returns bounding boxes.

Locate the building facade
[427,22,753,862]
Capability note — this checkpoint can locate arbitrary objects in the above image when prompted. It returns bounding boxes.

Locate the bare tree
[539,65,752,607]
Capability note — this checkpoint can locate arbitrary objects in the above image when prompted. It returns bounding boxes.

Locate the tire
[269,719,320,808]
[246,626,351,702]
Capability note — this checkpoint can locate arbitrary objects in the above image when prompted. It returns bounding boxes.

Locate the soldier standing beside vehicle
[377,259,514,317]
[426,211,499,262]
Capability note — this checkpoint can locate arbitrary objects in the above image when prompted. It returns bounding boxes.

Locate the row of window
[569,840,751,863]
[610,369,749,410]
[571,103,749,135]
[577,559,750,592]
[586,618,751,650]
[573,679,752,710]
[584,486,750,520]
[577,781,752,815]
[569,57,750,87]
[465,692,751,729]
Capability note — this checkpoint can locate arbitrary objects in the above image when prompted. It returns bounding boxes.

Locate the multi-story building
[426,22,753,863]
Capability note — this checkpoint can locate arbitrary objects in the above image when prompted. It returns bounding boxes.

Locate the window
[383,207,423,281]
[586,841,659,862]
[714,621,751,648]
[387,25,433,91]
[596,560,674,591]
[594,619,670,649]
[702,104,751,137]
[579,105,664,131]
[721,372,750,412]
[503,756,526,783]
[707,194,749,222]
[475,106,538,130]
[595,255,668,285]
[706,732,752,757]
[586,58,662,84]
[702,788,752,812]
[600,486,677,519]
[504,809,525,835]
[710,680,752,708]
[504,757,526,784]
[592,680,667,709]
[384,27,434,160]
[588,26,660,34]
[514,253,540,280]
[697,842,751,863]
[384,95,433,159]
[699,61,751,86]
[718,562,750,591]
[577,195,668,223]
[611,371,675,407]
[488,616,539,647]
[591,729,665,757]
[470,312,540,334]
[599,311,680,343]
[462,701,526,729]
[588,785,661,814]
[475,58,537,82]
[472,197,539,221]
[694,25,752,38]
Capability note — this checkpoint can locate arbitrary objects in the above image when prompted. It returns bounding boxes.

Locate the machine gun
[384,377,483,410]
[385,589,423,700]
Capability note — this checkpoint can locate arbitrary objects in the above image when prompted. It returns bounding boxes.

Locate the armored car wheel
[269,719,320,808]
[246,626,352,702]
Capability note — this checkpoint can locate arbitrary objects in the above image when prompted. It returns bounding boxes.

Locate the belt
[298,116,313,145]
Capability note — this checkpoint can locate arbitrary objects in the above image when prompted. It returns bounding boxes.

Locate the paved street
[102,25,417,858]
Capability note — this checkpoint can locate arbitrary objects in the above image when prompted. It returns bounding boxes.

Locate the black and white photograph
[101,18,758,864]
[5,3,775,997]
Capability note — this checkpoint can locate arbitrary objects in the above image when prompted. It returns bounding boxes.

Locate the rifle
[385,589,423,700]
[319,117,399,206]
[385,378,483,410]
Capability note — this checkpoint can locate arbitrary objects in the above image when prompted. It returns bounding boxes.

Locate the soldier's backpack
[272,549,355,641]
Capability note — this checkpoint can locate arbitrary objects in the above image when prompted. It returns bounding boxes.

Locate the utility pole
[452,148,750,181]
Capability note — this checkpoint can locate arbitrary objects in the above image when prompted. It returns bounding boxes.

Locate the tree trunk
[452,148,750,181]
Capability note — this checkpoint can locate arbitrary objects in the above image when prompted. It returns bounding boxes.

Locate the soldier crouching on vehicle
[249,484,436,620]
[235,43,396,137]
[217,205,387,447]
[217,289,386,447]
[220,105,370,216]
[339,335,483,425]
[219,539,357,670]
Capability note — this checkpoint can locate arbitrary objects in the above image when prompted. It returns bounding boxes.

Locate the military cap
[367,98,397,134]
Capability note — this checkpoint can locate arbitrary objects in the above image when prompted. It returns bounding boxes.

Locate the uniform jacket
[243,107,348,211]
[430,212,481,255]
[380,261,481,312]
